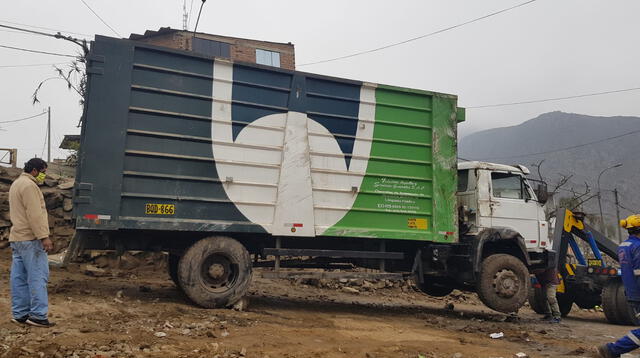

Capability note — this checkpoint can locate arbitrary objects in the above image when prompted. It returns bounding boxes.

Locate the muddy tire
[528,286,547,314]
[557,292,574,317]
[602,279,623,324]
[177,236,252,308]
[601,279,639,325]
[168,253,180,288]
[477,254,529,313]
[416,279,454,297]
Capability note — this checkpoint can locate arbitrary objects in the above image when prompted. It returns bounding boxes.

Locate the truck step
[261,270,406,281]
[263,248,404,260]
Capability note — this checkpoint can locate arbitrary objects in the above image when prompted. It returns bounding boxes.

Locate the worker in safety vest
[598,215,640,358]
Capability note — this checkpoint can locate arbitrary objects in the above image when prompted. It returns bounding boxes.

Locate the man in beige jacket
[8,158,54,327]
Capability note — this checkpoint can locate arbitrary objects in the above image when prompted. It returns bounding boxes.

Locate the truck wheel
[416,279,454,297]
[601,279,639,325]
[557,292,574,317]
[168,253,180,288]
[616,282,640,326]
[177,236,252,308]
[477,254,529,313]
[602,279,623,324]
[527,286,547,314]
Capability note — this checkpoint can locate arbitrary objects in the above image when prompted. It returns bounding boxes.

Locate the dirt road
[0,249,634,358]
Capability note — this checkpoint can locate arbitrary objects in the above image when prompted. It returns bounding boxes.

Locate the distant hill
[459,111,640,233]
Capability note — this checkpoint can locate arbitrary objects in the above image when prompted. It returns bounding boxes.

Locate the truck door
[489,172,541,248]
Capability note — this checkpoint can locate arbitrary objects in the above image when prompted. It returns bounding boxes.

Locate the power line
[468,128,640,160]
[79,0,121,37]
[298,0,537,67]
[0,23,62,38]
[0,111,47,124]
[0,19,92,37]
[0,63,64,68]
[468,87,640,109]
[0,44,76,57]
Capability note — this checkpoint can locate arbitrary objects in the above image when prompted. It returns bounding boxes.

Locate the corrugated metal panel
[76,36,460,242]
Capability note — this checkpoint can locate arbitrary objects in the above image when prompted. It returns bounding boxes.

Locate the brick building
[129,27,296,70]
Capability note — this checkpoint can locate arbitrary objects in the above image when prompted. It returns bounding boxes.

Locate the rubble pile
[0,166,75,253]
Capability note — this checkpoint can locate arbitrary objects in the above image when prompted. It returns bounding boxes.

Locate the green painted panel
[323,84,459,242]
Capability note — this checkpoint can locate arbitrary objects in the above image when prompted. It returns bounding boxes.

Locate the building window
[192,38,230,58]
[256,49,281,67]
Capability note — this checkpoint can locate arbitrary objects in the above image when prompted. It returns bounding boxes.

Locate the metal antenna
[182,0,188,30]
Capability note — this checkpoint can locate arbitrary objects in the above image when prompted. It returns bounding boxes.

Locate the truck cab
[457,161,550,251]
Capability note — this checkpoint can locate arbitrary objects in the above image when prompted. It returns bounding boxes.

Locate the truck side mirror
[534,183,549,205]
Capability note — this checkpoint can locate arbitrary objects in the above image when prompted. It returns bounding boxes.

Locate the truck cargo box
[75,36,463,243]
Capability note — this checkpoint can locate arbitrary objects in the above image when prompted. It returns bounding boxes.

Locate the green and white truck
[68,35,554,313]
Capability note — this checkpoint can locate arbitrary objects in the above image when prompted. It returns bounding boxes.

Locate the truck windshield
[491,172,527,200]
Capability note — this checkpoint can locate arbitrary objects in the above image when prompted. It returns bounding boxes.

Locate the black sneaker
[26,318,55,328]
[10,316,28,324]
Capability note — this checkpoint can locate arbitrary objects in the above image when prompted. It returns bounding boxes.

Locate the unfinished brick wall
[132,30,295,70]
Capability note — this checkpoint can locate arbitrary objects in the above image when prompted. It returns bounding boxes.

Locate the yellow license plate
[145,204,175,215]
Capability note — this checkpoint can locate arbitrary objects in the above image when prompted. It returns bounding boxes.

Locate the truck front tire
[477,254,529,313]
[177,236,252,308]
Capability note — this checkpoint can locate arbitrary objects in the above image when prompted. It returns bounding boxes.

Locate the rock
[453,353,463,358]
[82,264,108,277]
[57,181,74,190]
[44,178,59,187]
[232,297,248,311]
[116,290,124,298]
[240,347,247,356]
[180,329,191,335]
[514,353,528,358]
[342,287,360,294]
[0,218,10,228]
[154,332,167,338]
[63,198,73,212]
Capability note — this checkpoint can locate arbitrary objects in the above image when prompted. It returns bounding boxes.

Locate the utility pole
[47,106,51,163]
[614,188,622,243]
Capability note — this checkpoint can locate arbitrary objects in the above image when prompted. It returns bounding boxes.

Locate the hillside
[459,111,640,234]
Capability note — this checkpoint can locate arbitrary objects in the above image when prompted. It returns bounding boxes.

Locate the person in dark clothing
[597,215,640,358]
[534,267,561,323]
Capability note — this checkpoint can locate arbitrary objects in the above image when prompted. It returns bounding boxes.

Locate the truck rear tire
[528,286,547,315]
[416,279,454,297]
[477,254,529,313]
[177,236,252,308]
[557,292,574,317]
[602,279,639,325]
[168,253,180,288]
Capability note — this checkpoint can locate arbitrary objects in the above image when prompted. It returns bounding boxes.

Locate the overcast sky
[1,0,639,165]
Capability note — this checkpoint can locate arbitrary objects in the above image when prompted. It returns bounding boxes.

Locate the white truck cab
[457,161,550,252]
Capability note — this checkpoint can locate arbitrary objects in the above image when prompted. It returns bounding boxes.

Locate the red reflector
[533,283,542,288]
[541,242,546,246]
[293,223,303,227]
[445,232,454,235]
[529,240,537,244]
[84,214,98,219]
[610,269,617,275]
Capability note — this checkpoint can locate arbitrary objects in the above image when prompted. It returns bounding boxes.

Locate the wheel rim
[200,253,239,292]
[492,269,520,298]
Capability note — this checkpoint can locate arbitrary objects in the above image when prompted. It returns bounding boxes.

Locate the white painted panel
[272,111,316,236]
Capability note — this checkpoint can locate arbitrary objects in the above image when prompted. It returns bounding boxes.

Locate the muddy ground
[0,249,636,358]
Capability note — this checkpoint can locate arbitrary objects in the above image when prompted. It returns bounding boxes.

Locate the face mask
[35,172,46,184]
